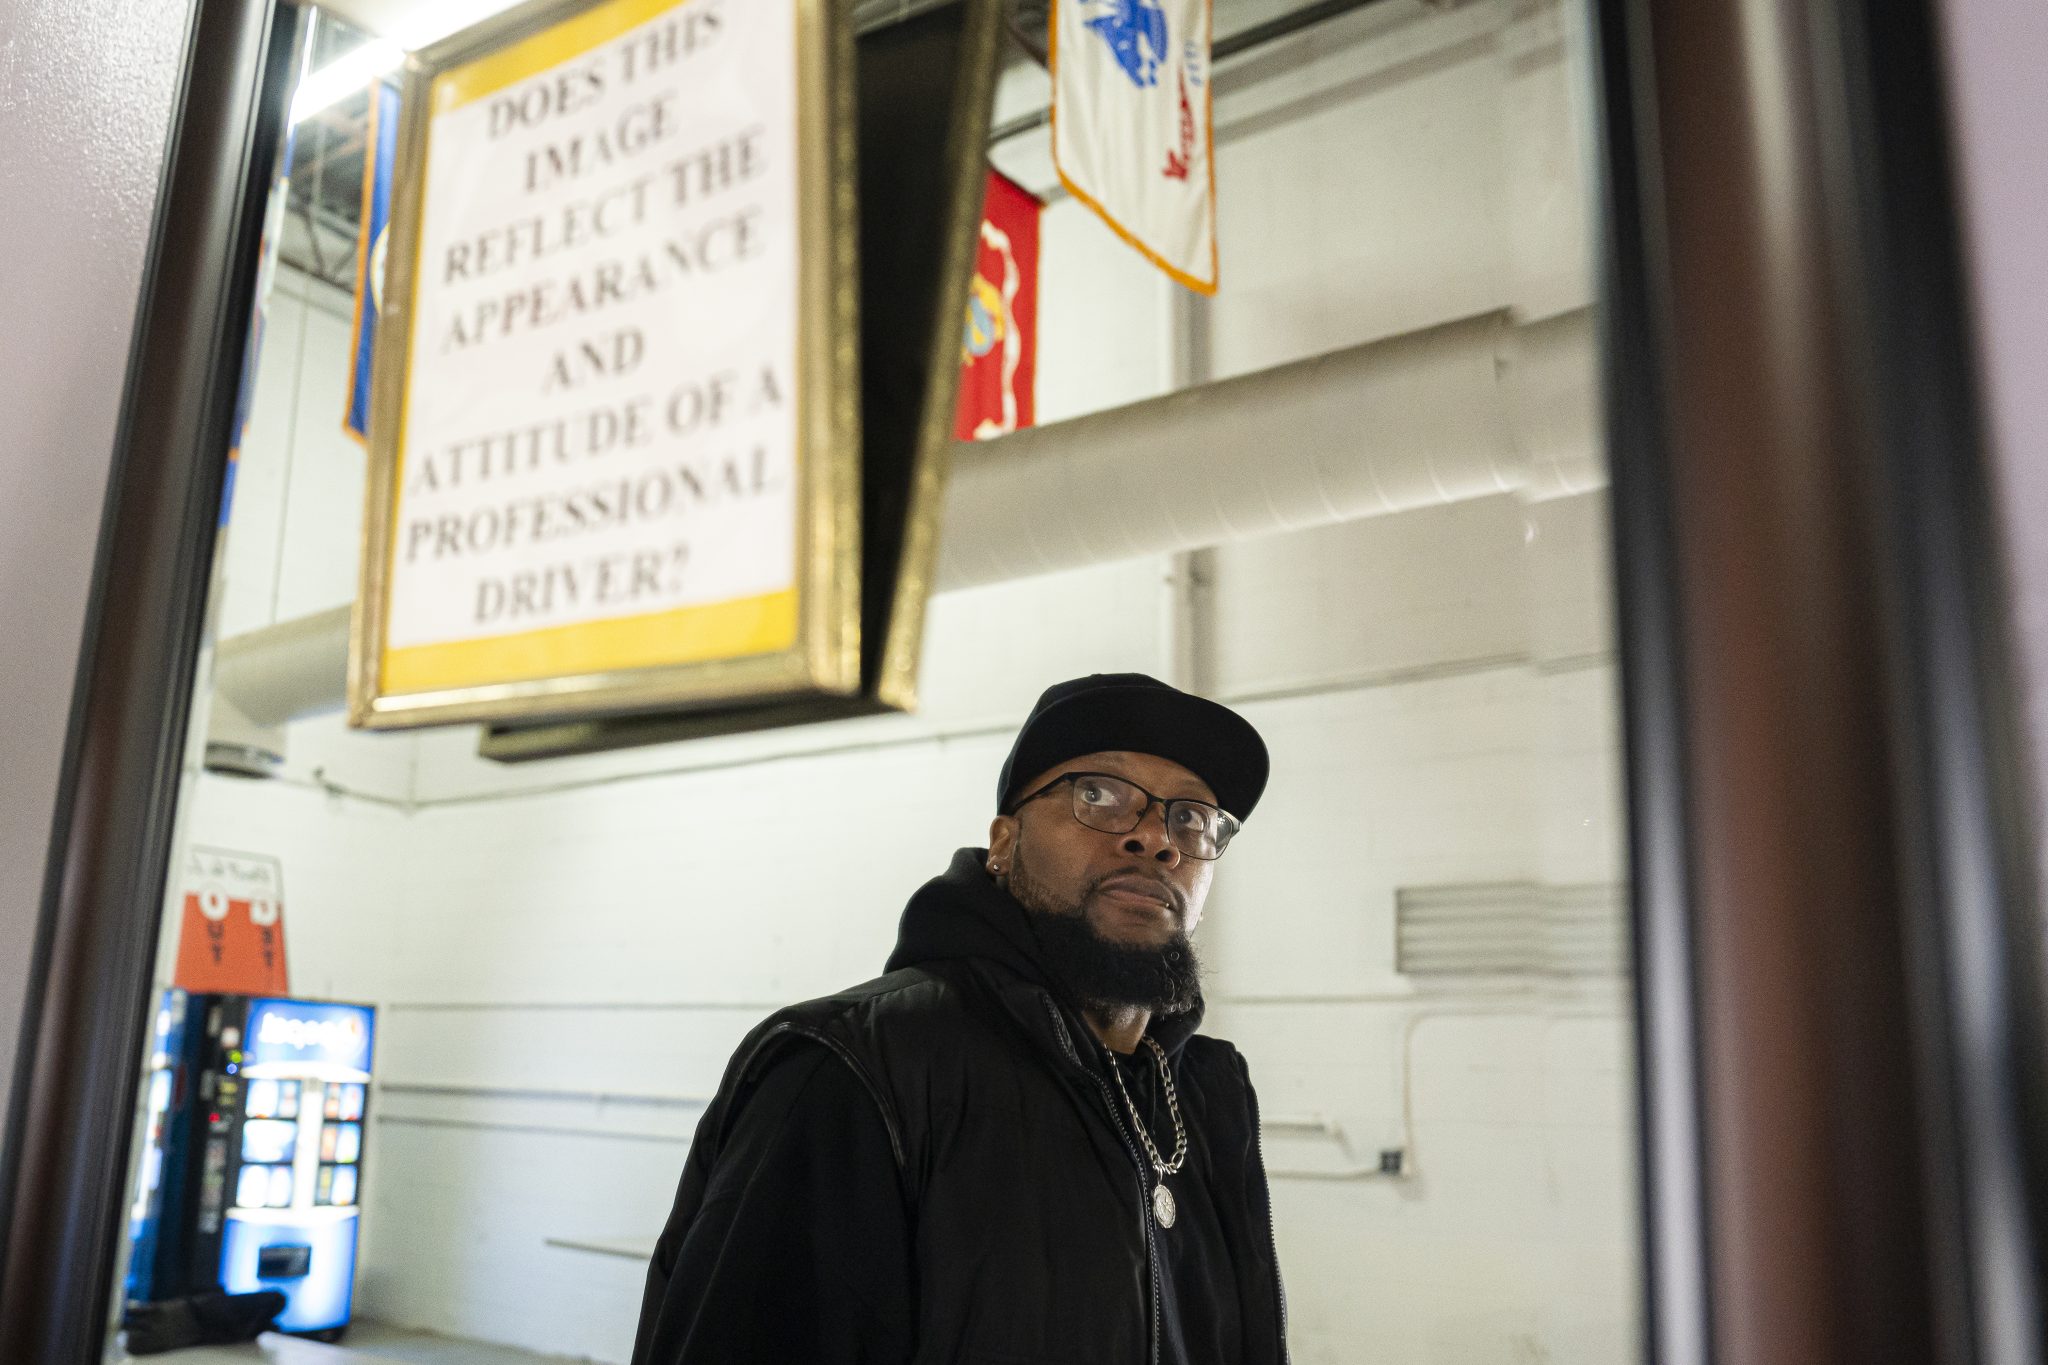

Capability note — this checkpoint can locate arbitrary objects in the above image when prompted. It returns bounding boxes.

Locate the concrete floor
[108,1320,583,1365]
[341,1322,584,1365]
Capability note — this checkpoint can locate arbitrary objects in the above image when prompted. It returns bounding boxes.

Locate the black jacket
[632,848,1289,1365]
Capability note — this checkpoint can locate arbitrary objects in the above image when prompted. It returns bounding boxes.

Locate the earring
[988,863,1001,875]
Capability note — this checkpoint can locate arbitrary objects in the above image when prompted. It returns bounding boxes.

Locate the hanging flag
[1051,0,1215,294]
[956,171,1042,441]
[345,79,401,443]
[222,126,296,527]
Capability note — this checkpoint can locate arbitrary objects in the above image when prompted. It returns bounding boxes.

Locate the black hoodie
[631,849,1288,1365]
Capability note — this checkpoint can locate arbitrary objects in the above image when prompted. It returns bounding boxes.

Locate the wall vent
[1394,881,1626,979]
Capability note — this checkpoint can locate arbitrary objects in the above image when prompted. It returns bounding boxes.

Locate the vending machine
[126,992,376,1340]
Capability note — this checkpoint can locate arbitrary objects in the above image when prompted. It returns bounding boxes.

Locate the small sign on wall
[172,847,289,996]
[955,170,1040,442]
[350,0,862,730]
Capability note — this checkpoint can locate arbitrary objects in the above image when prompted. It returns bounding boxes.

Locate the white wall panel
[1208,496,1534,697]
[1035,197,1176,422]
[272,710,419,804]
[1533,664,1627,884]
[374,1006,755,1099]
[1527,489,1616,661]
[361,1122,672,1363]
[217,281,367,637]
[174,771,410,1003]
[1206,673,1542,1001]
[1211,12,1508,376]
[1502,0,1597,320]
[272,287,372,621]
[219,291,309,638]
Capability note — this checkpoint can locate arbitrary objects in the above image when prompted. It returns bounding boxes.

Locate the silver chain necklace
[1109,1036,1188,1227]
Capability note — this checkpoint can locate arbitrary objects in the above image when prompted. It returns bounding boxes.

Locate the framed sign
[478,0,1006,761]
[349,0,861,729]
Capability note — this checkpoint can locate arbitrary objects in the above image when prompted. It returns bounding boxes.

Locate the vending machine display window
[235,1164,270,1210]
[244,1078,303,1120]
[240,1118,296,1165]
[125,995,375,1340]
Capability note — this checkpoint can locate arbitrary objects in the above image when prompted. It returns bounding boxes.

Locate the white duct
[205,605,353,772]
[214,604,354,725]
[935,307,1600,591]
[206,308,1600,747]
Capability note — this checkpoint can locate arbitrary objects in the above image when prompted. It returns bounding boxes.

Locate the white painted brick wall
[164,4,1638,1361]
[217,278,372,639]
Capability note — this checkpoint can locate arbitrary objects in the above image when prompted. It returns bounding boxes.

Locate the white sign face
[383,0,803,693]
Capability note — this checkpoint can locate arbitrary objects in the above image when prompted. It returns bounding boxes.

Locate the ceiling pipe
[936,306,1598,590]
[205,306,1599,754]
[205,603,353,774]
[213,603,353,727]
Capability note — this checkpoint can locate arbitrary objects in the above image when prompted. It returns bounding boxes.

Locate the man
[631,674,1288,1365]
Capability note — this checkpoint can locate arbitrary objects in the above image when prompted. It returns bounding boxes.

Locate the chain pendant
[1153,1181,1178,1228]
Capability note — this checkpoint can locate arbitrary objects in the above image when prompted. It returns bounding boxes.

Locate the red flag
[172,847,289,996]
[955,171,1041,440]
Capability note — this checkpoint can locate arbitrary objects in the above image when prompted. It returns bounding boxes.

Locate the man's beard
[1005,852,1203,1017]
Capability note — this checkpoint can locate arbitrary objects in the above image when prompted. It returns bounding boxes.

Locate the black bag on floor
[122,1289,289,1355]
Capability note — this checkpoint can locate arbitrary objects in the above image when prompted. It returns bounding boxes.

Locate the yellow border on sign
[382,587,798,692]
[350,0,864,731]
[432,0,682,112]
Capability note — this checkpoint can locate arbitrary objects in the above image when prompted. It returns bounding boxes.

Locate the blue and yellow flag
[345,80,400,442]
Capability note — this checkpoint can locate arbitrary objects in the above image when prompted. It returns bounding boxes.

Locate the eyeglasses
[1009,771,1242,861]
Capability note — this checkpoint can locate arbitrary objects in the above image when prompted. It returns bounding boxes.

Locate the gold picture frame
[348,0,861,730]
[477,0,1006,762]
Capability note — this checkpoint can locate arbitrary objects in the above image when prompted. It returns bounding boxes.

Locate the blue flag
[346,80,400,442]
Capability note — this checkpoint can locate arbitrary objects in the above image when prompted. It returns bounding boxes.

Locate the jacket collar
[884,848,1207,1060]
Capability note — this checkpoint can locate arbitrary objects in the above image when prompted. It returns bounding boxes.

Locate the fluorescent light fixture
[289,38,404,126]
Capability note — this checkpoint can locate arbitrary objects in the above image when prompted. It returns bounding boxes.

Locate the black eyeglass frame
[1006,770,1242,860]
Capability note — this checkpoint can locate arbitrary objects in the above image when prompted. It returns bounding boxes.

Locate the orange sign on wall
[172,846,289,996]
[955,170,1040,441]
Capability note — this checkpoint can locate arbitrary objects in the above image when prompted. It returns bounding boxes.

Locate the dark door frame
[1597,0,2048,1362]
[0,0,298,1359]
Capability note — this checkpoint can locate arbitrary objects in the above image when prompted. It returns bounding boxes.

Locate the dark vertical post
[1588,0,1710,1360]
[1627,2,1937,1360]
[0,1,293,1359]
[1597,0,2048,1360]
[1824,0,2048,1360]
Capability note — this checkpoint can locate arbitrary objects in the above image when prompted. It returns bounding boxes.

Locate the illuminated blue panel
[240,1119,296,1165]
[221,1212,359,1333]
[245,999,374,1075]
